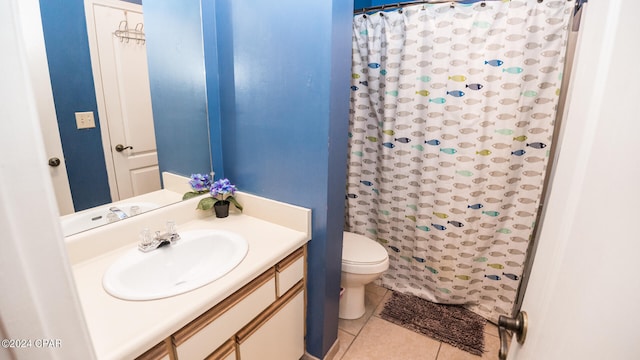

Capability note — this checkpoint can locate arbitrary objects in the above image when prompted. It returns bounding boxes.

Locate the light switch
[75,111,96,129]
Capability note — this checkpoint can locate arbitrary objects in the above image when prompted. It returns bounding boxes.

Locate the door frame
[1,0,95,357]
[512,7,582,314]
[84,0,145,202]
[508,0,640,358]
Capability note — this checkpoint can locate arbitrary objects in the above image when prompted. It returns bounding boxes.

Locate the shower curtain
[345,0,574,322]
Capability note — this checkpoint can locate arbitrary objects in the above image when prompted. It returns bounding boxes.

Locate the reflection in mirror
[87,2,160,201]
[58,172,189,236]
[60,202,156,237]
[39,0,212,236]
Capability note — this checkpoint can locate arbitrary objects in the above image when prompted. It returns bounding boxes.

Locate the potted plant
[183,174,243,218]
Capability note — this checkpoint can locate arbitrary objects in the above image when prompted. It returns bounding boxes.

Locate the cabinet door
[205,339,236,360]
[276,247,304,297]
[174,270,276,359]
[237,284,305,360]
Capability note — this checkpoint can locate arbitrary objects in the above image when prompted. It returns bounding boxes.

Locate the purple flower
[210,178,237,200]
[188,173,212,192]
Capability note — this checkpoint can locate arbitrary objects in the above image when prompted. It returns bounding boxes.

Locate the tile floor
[335,284,501,360]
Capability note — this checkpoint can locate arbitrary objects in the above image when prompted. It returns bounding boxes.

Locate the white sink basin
[103,229,249,300]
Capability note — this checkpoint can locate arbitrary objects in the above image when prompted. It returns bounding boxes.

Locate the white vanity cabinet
[136,246,306,360]
[236,284,305,360]
[237,246,306,360]
[172,269,277,359]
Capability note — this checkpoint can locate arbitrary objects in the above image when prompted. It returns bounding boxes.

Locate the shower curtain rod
[354,0,588,15]
[354,0,504,15]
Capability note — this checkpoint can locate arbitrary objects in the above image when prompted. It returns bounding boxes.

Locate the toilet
[339,231,389,320]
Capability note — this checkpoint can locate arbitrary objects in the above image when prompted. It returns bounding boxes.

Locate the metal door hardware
[115,144,133,152]
[48,157,61,167]
[498,311,528,360]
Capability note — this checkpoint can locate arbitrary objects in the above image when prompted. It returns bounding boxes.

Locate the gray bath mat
[380,291,486,356]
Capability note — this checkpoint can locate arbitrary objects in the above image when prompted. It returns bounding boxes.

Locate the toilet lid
[342,232,388,265]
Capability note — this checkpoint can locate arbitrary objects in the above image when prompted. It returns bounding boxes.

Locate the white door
[37,79,75,216]
[25,1,75,215]
[85,0,160,201]
[507,1,640,359]
[39,104,74,215]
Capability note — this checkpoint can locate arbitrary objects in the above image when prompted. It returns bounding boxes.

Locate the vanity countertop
[69,194,311,360]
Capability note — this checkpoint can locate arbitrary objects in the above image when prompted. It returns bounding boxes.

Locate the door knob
[48,157,61,167]
[115,144,133,152]
[498,311,528,360]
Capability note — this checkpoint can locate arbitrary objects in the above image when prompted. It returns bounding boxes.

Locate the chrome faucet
[138,221,180,253]
[109,206,128,220]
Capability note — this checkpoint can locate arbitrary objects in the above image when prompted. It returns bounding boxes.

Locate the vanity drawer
[173,268,276,360]
[236,281,305,360]
[276,247,304,297]
[205,339,236,360]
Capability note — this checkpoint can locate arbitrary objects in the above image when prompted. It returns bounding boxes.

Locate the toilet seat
[342,232,389,274]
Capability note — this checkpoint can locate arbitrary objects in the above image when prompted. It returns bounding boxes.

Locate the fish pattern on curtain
[345,0,574,322]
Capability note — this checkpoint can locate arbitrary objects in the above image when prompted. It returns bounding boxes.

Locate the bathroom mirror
[40,0,212,236]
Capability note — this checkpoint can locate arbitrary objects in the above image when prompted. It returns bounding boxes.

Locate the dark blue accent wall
[353,0,394,10]
[211,0,352,357]
[144,0,212,178]
[355,0,372,9]
[325,0,354,353]
[40,0,111,211]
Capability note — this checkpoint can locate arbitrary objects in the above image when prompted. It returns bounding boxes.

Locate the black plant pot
[214,200,230,218]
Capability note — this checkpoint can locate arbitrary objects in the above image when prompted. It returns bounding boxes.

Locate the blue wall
[211,0,352,357]
[354,0,372,9]
[353,0,396,10]
[40,0,112,211]
[144,0,212,178]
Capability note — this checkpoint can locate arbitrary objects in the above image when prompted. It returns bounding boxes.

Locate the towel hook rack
[114,20,146,44]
